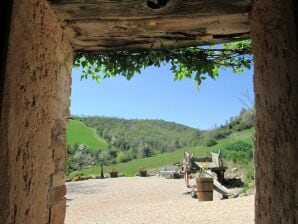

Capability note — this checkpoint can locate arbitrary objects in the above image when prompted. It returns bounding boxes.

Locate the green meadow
[67,119,108,150]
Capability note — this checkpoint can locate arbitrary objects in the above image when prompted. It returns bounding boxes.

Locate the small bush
[246,165,255,181]
[236,122,251,131]
[205,128,232,141]
[222,141,253,163]
[209,130,226,139]
[205,138,217,147]
[240,110,255,127]
[67,144,98,174]
[116,151,132,163]
[220,128,232,136]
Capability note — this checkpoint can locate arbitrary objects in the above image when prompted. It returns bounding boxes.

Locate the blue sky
[70,64,253,130]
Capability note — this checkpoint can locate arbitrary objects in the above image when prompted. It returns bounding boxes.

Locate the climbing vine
[73,40,252,86]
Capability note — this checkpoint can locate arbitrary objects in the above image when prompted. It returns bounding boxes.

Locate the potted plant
[110,167,118,178]
[196,163,213,201]
[139,166,147,177]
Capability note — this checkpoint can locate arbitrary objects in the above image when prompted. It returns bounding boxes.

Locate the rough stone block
[54,146,65,159]
[50,198,66,224]
[55,158,66,172]
[49,185,66,205]
[52,172,65,188]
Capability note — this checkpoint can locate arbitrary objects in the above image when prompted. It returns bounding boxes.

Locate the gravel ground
[65,176,254,224]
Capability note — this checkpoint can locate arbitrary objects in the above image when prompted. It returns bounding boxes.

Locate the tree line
[67,108,255,174]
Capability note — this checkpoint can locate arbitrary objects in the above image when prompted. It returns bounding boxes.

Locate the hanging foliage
[73,40,252,86]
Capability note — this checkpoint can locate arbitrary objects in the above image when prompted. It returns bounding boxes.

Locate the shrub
[128,148,138,159]
[222,141,253,163]
[209,130,225,139]
[67,156,76,175]
[72,144,94,170]
[220,128,232,136]
[233,109,255,131]
[67,144,103,175]
[205,138,217,147]
[137,143,153,158]
[240,110,255,127]
[204,128,232,141]
[246,165,255,181]
[116,151,132,163]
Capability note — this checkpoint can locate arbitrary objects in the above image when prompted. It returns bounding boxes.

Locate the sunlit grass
[67,119,108,150]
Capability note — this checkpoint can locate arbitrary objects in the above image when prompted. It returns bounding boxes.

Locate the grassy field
[207,128,254,150]
[67,119,108,150]
[79,128,255,177]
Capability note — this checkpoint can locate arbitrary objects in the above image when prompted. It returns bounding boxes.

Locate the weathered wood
[65,14,249,52]
[50,0,251,20]
[48,0,251,52]
[66,14,249,38]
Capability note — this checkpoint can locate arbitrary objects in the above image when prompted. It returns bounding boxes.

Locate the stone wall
[0,0,72,223]
[251,0,298,223]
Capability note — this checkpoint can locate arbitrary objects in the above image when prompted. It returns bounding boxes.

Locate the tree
[73,40,252,87]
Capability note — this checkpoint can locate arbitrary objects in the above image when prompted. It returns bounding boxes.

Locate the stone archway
[0,0,297,223]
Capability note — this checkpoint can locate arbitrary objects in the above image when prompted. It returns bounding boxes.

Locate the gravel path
[65,176,254,224]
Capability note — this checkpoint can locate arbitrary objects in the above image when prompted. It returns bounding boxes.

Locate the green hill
[67,111,255,186]
[67,119,108,150]
[80,128,255,177]
[76,116,201,154]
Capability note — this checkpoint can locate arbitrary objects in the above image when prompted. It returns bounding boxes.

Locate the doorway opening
[2,0,297,223]
[65,43,255,224]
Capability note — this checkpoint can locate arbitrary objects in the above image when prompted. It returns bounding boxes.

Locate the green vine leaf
[73,40,252,86]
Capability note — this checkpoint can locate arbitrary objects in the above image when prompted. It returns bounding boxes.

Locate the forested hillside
[67,108,255,176]
[76,117,201,155]
[81,128,254,179]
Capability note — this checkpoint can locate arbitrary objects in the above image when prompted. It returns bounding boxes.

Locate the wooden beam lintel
[72,34,250,53]
[49,0,251,20]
